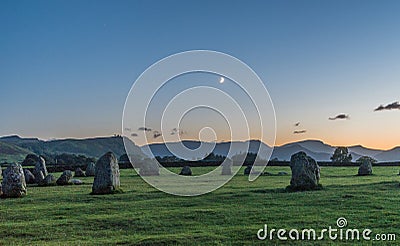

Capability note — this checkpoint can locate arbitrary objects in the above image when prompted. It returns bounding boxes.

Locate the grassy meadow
[1,166,400,245]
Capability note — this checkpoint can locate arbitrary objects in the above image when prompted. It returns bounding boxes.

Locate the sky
[1,0,399,150]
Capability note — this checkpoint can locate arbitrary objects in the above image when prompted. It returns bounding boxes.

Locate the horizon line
[1,134,398,151]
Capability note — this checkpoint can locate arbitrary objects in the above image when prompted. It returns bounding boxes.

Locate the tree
[203,152,225,162]
[330,147,352,163]
[53,153,95,166]
[231,152,267,165]
[356,156,377,164]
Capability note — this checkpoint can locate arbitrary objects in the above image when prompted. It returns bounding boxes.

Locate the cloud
[329,114,349,120]
[374,101,400,111]
[294,122,300,127]
[153,131,162,139]
[131,133,138,137]
[293,130,307,134]
[138,127,152,132]
[170,128,186,135]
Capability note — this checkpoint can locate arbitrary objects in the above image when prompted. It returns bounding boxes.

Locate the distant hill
[0,141,33,163]
[141,139,399,162]
[347,145,383,157]
[0,135,145,163]
[374,147,400,162]
[1,135,398,163]
[271,141,334,161]
[142,140,332,161]
[140,140,272,160]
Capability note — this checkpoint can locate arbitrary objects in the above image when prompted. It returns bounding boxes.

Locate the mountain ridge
[1,135,399,163]
[0,135,145,163]
[141,139,399,162]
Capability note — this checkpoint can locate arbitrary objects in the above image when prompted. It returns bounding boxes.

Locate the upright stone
[358,159,373,176]
[289,152,320,190]
[221,158,232,175]
[42,174,56,186]
[23,169,36,184]
[139,158,160,176]
[34,156,48,184]
[74,168,86,177]
[56,170,73,185]
[1,163,27,198]
[244,165,252,175]
[92,152,120,194]
[179,166,192,176]
[243,165,263,175]
[85,162,95,177]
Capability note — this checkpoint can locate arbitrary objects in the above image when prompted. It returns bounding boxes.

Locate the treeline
[13,146,399,171]
[21,153,95,167]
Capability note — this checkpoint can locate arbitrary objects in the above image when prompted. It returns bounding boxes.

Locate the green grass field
[1,166,400,245]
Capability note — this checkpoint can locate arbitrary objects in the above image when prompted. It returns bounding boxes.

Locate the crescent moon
[219,77,225,83]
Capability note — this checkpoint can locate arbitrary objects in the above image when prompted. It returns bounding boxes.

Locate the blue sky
[1,0,399,149]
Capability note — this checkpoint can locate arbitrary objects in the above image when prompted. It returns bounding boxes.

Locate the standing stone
[243,165,263,175]
[92,152,120,194]
[358,159,373,176]
[35,171,45,184]
[1,163,27,198]
[23,169,36,184]
[179,166,192,176]
[244,165,252,175]
[85,162,95,177]
[139,158,160,176]
[74,168,86,177]
[221,159,233,175]
[56,170,73,185]
[41,174,56,186]
[289,152,320,190]
[34,156,48,184]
